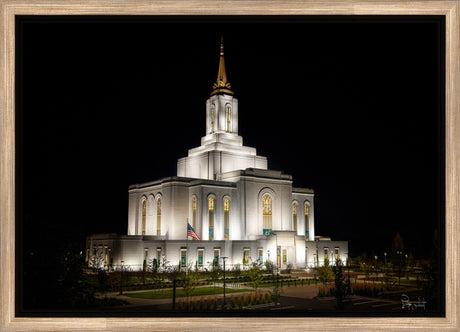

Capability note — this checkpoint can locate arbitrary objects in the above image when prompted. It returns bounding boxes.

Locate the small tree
[332,259,350,310]
[391,232,405,258]
[147,258,164,287]
[357,254,373,281]
[181,268,200,300]
[269,274,283,305]
[233,263,241,278]
[148,258,159,275]
[209,260,222,288]
[317,258,333,287]
[247,259,264,294]
[264,260,275,275]
[87,249,109,293]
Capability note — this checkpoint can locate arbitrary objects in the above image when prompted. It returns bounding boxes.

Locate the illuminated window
[224,198,230,240]
[180,249,187,267]
[142,200,146,235]
[208,197,214,240]
[334,248,339,262]
[324,248,329,262]
[305,203,310,240]
[277,246,281,268]
[262,194,272,235]
[157,247,161,263]
[192,197,197,229]
[258,249,263,263]
[156,198,162,236]
[210,105,215,133]
[197,249,204,267]
[225,105,231,133]
[293,203,297,232]
[104,246,108,268]
[243,249,250,266]
[283,249,287,265]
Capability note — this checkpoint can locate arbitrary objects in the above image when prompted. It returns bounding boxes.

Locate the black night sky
[18,16,444,270]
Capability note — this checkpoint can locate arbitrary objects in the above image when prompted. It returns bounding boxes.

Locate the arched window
[141,200,146,235]
[156,198,161,236]
[208,197,214,240]
[262,194,272,235]
[305,203,309,241]
[192,197,197,229]
[210,105,215,133]
[224,198,230,240]
[225,105,231,133]
[293,203,297,232]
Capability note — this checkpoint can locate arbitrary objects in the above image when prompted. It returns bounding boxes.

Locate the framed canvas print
[1,1,459,331]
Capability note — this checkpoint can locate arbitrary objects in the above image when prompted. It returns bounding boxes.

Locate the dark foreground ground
[89,284,429,316]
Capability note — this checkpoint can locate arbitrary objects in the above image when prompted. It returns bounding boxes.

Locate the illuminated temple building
[86,40,348,271]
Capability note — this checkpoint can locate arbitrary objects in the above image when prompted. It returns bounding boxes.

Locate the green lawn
[125,286,252,299]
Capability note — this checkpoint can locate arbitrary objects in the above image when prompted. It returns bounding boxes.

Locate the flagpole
[186,218,189,277]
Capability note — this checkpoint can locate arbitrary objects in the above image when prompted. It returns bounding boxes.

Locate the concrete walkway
[100,283,321,309]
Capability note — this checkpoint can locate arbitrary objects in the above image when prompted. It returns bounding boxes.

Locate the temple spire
[210,36,234,96]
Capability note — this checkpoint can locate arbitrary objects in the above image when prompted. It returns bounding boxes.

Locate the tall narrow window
[156,198,161,236]
[225,105,231,133]
[104,246,108,268]
[208,197,214,240]
[180,249,187,268]
[213,249,220,264]
[334,248,339,263]
[157,248,161,264]
[258,249,263,263]
[192,197,197,229]
[243,249,249,266]
[197,249,204,267]
[293,203,298,232]
[305,203,310,241]
[277,246,281,268]
[224,198,230,240]
[210,106,215,133]
[142,200,146,235]
[262,195,272,235]
[324,248,329,262]
[283,249,287,265]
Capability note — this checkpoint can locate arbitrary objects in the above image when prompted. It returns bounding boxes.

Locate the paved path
[279,284,320,299]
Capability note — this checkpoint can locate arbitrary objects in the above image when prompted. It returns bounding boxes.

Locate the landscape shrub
[192,298,197,310]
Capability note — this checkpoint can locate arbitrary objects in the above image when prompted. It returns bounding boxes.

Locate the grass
[125,286,252,299]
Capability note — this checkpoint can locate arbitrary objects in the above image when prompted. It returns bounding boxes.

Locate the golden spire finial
[210,35,234,96]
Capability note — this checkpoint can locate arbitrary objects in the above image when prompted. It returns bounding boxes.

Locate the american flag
[187,223,201,241]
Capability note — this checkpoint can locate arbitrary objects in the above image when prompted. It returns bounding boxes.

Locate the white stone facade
[177,93,267,180]
[86,42,348,271]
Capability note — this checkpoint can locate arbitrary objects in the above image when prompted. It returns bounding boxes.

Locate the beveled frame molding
[1,1,458,331]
